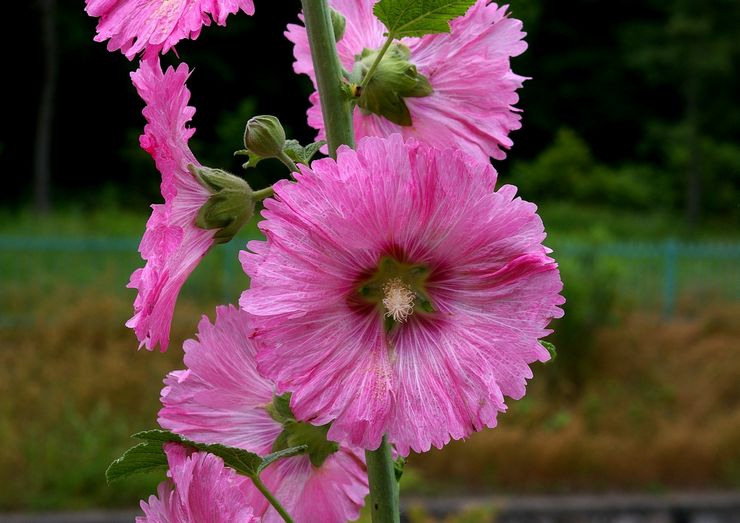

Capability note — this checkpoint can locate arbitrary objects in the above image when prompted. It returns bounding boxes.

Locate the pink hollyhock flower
[240,135,564,455]
[287,0,527,162]
[159,305,368,523]
[86,0,255,60]
[137,442,259,523]
[127,58,214,352]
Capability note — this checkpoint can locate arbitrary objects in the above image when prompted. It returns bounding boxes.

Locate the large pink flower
[287,0,527,162]
[86,0,255,60]
[240,135,564,455]
[137,443,259,523]
[127,58,214,352]
[159,305,368,523]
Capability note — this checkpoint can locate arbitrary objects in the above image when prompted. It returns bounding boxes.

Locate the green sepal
[373,0,477,38]
[267,393,341,468]
[283,139,326,166]
[352,44,433,126]
[106,429,307,484]
[540,340,557,362]
[330,8,346,42]
[235,149,264,170]
[394,456,406,482]
[189,165,255,245]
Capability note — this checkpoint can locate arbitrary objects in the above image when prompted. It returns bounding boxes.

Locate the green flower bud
[243,115,286,159]
[330,8,346,42]
[352,43,433,127]
[189,165,255,245]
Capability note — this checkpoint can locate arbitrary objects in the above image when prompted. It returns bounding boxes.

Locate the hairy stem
[301,0,355,156]
[365,436,400,523]
[251,474,295,523]
[252,186,275,201]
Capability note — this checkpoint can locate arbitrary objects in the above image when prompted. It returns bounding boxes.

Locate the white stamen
[382,278,415,323]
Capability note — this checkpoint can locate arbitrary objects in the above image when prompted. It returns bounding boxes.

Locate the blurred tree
[622,0,740,225]
[34,0,58,214]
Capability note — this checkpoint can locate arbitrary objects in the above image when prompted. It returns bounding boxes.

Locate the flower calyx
[267,393,339,468]
[330,8,346,42]
[190,165,255,245]
[350,43,433,126]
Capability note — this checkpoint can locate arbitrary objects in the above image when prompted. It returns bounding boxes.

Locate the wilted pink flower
[240,135,564,455]
[137,442,259,523]
[127,58,214,352]
[287,0,527,162]
[86,0,255,60]
[159,306,368,523]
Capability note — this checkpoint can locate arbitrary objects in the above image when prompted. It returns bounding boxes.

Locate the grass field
[0,206,738,510]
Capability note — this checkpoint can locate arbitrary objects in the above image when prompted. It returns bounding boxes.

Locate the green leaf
[541,340,557,362]
[282,140,326,166]
[107,430,307,484]
[105,442,168,484]
[373,0,476,38]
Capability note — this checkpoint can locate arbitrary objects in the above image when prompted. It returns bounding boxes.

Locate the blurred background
[1,0,739,517]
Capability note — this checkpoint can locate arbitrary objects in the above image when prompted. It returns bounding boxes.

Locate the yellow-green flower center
[356,257,435,329]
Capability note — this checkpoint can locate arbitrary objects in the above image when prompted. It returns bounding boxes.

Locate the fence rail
[1,237,739,324]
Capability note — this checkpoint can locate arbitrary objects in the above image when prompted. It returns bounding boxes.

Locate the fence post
[662,239,678,319]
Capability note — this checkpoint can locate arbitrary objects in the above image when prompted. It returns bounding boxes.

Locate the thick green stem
[365,436,400,523]
[251,475,295,523]
[302,2,401,522]
[360,33,395,89]
[301,0,355,155]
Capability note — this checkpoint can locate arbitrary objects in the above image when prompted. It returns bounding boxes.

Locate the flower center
[355,256,435,329]
[382,278,415,323]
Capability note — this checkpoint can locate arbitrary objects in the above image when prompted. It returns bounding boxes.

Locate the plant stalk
[360,33,395,89]
[365,436,400,523]
[300,0,355,156]
[251,474,295,523]
[301,2,401,522]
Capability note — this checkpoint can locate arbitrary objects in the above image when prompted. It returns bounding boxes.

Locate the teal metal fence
[1,237,738,326]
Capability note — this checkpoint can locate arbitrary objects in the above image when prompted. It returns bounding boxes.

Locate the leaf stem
[360,33,395,89]
[252,186,275,201]
[365,436,400,523]
[300,0,355,156]
[277,151,299,173]
[251,474,295,523]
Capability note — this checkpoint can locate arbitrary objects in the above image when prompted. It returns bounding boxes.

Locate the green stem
[301,2,401,522]
[365,436,400,523]
[277,151,299,173]
[301,0,355,156]
[252,186,275,201]
[251,474,295,523]
[360,33,395,89]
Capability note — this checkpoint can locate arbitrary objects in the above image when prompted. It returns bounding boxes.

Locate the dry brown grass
[1,290,739,508]
[411,304,740,492]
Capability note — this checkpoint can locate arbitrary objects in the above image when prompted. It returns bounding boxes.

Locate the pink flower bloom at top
[137,443,259,523]
[159,305,368,523]
[240,135,564,455]
[86,0,256,60]
[127,57,214,352]
[287,0,528,163]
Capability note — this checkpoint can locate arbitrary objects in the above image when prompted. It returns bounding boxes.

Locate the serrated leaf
[106,442,168,484]
[302,141,326,164]
[540,340,557,362]
[108,430,306,485]
[373,0,476,38]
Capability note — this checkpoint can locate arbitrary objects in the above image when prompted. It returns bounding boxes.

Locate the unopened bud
[189,165,255,245]
[243,115,286,159]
